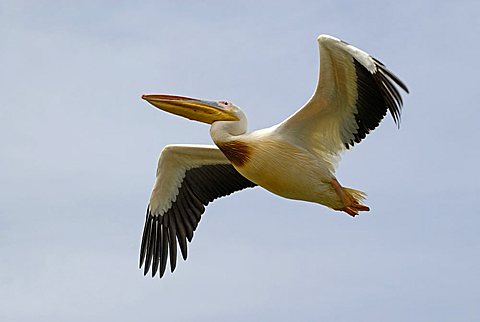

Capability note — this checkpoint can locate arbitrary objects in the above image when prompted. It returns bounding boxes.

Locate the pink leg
[330,179,370,217]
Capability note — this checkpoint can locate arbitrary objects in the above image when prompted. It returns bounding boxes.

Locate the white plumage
[139,35,409,278]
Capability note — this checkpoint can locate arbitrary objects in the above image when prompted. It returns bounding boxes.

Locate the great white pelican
[139,35,409,278]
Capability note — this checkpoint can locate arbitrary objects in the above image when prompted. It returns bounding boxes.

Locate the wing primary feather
[185,203,200,230]
[378,70,403,105]
[165,214,178,273]
[376,71,404,124]
[375,61,409,93]
[159,224,168,278]
[179,205,194,242]
[142,215,154,273]
[374,72,401,125]
[172,202,188,261]
[143,217,155,276]
[151,218,160,277]
[139,207,151,268]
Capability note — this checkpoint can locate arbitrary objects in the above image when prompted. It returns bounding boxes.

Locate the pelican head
[142,94,240,124]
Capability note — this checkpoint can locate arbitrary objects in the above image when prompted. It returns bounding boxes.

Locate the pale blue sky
[1,1,479,321]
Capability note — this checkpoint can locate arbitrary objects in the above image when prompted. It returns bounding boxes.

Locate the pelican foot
[330,178,370,217]
[338,204,370,217]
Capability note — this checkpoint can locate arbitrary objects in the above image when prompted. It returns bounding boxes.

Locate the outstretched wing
[139,144,256,278]
[277,35,409,161]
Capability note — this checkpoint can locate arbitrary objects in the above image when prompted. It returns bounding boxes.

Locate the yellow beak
[141,94,239,124]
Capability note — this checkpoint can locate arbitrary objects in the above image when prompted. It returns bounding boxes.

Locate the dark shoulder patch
[216,141,252,167]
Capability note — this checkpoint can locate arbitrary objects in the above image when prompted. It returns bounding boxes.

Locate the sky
[1,0,480,321]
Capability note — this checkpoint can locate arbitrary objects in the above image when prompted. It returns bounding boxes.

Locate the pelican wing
[277,35,409,160]
[139,144,256,278]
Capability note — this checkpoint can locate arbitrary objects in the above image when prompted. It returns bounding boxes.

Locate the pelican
[139,35,409,278]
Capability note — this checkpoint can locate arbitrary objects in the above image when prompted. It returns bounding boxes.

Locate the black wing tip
[373,58,410,94]
[139,206,152,270]
[139,164,257,279]
[139,207,170,279]
[139,208,185,280]
[371,58,409,118]
[371,57,385,67]
[347,57,409,148]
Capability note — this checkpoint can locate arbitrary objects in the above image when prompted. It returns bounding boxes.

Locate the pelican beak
[141,94,239,124]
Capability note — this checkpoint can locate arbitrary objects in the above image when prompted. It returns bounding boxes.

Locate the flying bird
[139,35,409,278]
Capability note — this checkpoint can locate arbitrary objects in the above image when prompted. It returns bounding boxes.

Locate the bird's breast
[219,137,335,204]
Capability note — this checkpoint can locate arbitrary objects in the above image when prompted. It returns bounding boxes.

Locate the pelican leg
[330,179,369,217]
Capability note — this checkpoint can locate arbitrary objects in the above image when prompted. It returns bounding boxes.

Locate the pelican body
[139,35,409,278]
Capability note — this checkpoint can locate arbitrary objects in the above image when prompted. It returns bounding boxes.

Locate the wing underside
[139,145,256,277]
[277,35,409,159]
